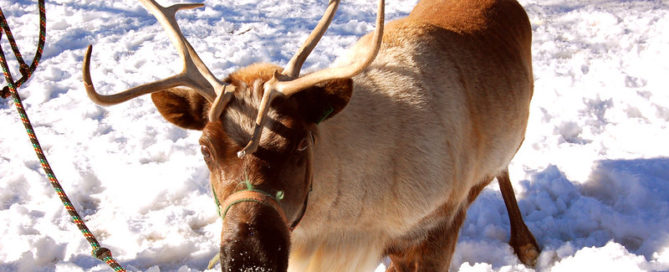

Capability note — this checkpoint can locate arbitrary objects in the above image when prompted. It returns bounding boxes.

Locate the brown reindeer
[82,0,540,271]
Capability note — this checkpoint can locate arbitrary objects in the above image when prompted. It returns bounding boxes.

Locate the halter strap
[220,189,289,225]
[212,132,314,231]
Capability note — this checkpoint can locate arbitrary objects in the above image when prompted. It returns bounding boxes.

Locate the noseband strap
[220,189,289,225]
[218,186,310,231]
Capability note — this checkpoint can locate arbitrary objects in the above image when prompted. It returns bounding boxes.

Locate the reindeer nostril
[235,223,258,239]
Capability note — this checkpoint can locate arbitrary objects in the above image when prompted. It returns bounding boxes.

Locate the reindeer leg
[385,182,490,272]
[385,209,467,272]
[497,169,540,267]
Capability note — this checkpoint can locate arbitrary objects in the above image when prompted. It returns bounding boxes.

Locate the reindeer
[82,0,540,271]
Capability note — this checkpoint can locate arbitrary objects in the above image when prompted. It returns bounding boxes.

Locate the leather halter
[220,189,289,224]
[214,133,314,231]
[219,187,309,231]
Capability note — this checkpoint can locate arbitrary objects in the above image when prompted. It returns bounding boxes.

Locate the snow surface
[1,0,668,271]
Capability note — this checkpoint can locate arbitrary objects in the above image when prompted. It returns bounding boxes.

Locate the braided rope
[0,1,45,98]
[1,2,126,271]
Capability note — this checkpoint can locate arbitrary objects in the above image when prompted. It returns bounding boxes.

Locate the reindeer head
[82,0,384,270]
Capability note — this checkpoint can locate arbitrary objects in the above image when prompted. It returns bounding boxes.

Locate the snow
[1,0,668,271]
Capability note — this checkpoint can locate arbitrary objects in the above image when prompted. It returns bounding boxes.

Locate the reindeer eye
[200,145,212,160]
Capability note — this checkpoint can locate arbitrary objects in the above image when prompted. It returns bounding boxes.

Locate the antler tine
[83,45,186,105]
[139,0,226,97]
[84,0,234,119]
[275,0,384,96]
[282,0,340,78]
[208,85,235,122]
[236,79,278,158]
[237,0,385,158]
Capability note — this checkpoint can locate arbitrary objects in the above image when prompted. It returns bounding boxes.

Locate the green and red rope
[1,1,125,271]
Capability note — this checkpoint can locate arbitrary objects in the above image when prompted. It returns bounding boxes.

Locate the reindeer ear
[151,88,210,130]
[293,78,353,124]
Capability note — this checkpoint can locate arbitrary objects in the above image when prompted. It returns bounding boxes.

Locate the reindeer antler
[282,0,340,79]
[237,0,385,158]
[83,0,235,121]
[83,0,385,158]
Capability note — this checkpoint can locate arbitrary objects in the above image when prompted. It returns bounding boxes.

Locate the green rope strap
[212,178,284,218]
[221,188,284,219]
[0,2,125,271]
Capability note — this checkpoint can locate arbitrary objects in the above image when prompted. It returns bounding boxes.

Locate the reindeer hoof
[514,242,540,267]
